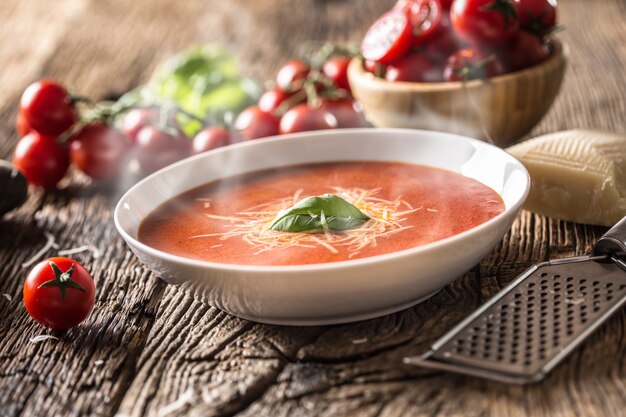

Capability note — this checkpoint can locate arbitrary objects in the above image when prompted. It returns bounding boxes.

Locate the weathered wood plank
[0,0,625,416]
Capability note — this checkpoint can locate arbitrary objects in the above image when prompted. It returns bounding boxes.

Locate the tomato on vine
[322,57,352,92]
[234,106,280,140]
[19,80,77,137]
[23,257,96,330]
[13,132,70,189]
[279,104,337,134]
[192,127,231,154]
[69,122,131,181]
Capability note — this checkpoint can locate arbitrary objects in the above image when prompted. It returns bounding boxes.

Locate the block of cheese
[507,130,626,226]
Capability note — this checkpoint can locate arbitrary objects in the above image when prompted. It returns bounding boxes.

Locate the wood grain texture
[0,0,625,416]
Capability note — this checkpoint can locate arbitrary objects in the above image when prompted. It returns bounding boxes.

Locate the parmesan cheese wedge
[507,130,626,226]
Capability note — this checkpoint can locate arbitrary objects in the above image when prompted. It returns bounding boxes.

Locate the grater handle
[593,216,626,258]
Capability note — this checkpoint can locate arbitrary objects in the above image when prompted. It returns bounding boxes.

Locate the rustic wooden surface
[1,0,625,416]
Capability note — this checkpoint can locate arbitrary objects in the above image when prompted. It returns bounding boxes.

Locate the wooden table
[1,1,625,416]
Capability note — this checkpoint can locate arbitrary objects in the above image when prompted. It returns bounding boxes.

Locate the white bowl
[114,128,529,325]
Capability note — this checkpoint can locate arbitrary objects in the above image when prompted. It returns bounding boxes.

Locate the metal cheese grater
[404,216,626,384]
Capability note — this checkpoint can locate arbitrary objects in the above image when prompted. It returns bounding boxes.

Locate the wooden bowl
[348,41,568,147]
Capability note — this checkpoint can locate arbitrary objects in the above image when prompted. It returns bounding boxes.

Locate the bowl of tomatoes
[348,0,567,147]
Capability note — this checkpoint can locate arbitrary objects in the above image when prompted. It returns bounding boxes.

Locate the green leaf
[269,194,369,233]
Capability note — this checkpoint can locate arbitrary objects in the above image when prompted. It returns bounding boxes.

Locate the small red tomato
[19,80,77,137]
[120,108,159,141]
[514,0,557,35]
[135,126,190,175]
[16,111,31,137]
[320,99,367,128]
[276,60,310,92]
[279,104,337,134]
[451,0,520,45]
[443,48,507,81]
[385,54,442,82]
[192,127,231,154]
[13,132,69,189]
[394,0,442,46]
[422,14,465,64]
[361,11,413,64]
[23,257,95,330]
[258,89,297,114]
[69,122,131,181]
[234,106,280,140]
[503,30,550,70]
[322,57,352,92]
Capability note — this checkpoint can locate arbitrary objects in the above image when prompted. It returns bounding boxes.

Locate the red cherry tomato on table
[394,0,442,46]
[16,111,31,137]
[120,108,159,141]
[192,127,231,154]
[24,257,95,330]
[385,54,442,82]
[502,30,550,70]
[320,99,367,128]
[514,0,557,35]
[322,57,352,92]
[135,126,190,175]
[13,132,69,189]
[258,89,298,114]
[69,122,131,181]
[361,11,413,64]
[276,60,310,92]
[443,48,507,81]
[19,80,77,137]
[451,0,520,45]
[279,104,337,134]
[234,106,280,140]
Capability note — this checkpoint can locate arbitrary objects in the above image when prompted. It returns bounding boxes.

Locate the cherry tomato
[514,0,557,35]
[279,104,337,134]
[258,89,297,114]
[385,54,442,82]
[135,126,190,174]
[19,80,77,137]
[120,108,159,141]
[276,60,310,92]
[192,127,231,154]
[23,257,95,330]
[451,0,520,44]
[502,30,550,70]
[322,57,352,92]
[13,132,69,189]
[422,14,464,64]
[16,111,31,137]
[320,99,367,128]
[395,0,442,46]
[69,123,131,181]
[361,11,413,64]
[234,106,280,140]
[443,48,507,81]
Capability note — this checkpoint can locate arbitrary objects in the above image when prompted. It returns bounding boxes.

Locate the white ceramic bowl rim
[114,128,530,273]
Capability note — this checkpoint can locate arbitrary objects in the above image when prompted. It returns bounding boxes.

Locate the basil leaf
[269,194,369,233]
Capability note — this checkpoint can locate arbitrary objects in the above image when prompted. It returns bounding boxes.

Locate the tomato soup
[138,161,504,266]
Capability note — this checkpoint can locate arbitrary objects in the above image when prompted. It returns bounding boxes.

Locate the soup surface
[139,161,505,266]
